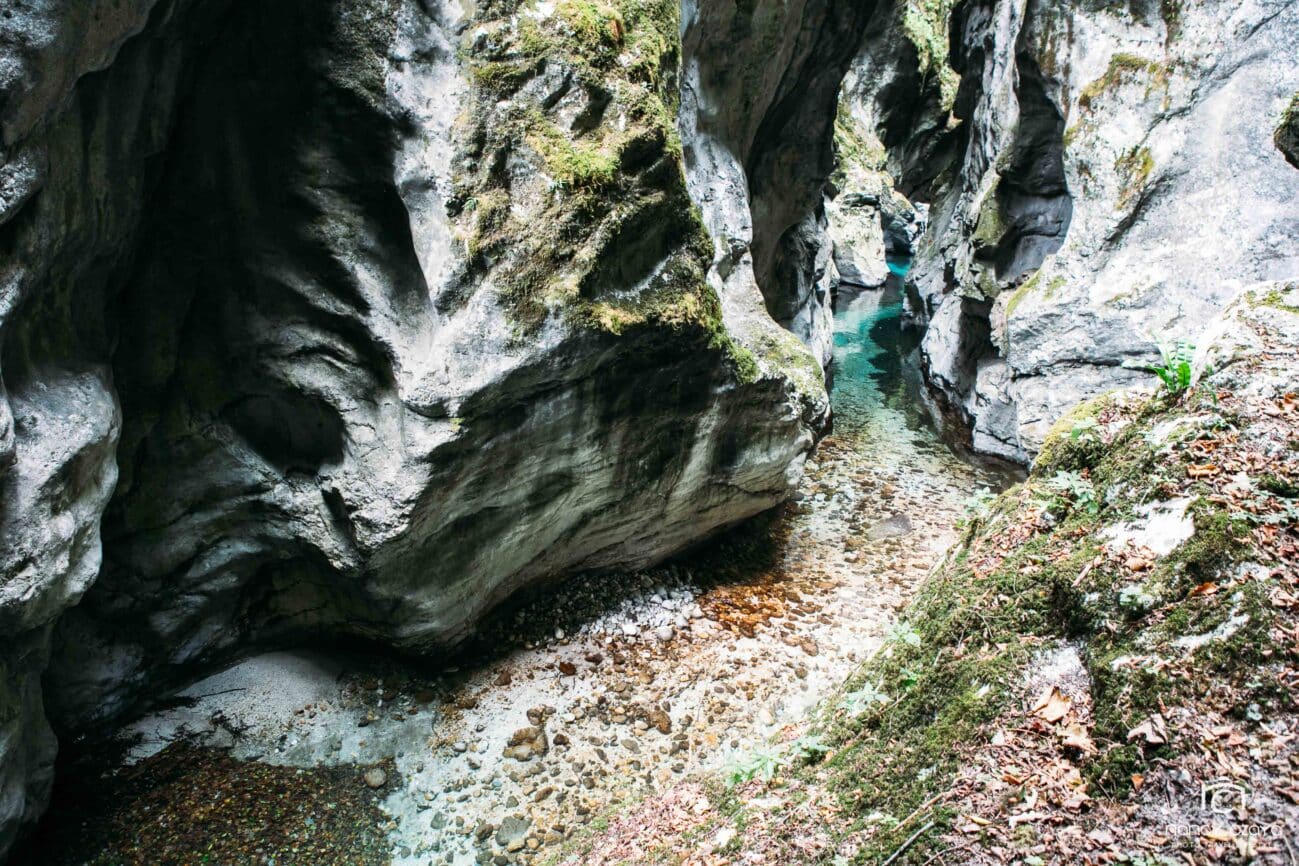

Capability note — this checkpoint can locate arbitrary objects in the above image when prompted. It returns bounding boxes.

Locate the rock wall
[679,0,877,367]
[838,0,1299,462]
[0,0,866,854]
[1,0,192,849]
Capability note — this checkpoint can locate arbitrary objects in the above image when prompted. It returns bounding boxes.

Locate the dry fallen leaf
[1008,811,1047,828]
[1060,723,1095,753]
[1087,828,1115,846]
[1190,582,1219,597]
[1127,714,1168,745]
[1187,463,1221,478]
[1131,773,1144,790]
[1031,686,1071,724]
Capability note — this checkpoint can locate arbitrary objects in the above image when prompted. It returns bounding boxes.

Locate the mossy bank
[567,283,1299,864]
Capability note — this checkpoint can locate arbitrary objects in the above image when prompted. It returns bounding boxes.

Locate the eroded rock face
[838,0,1299,462]
[679,0,876,368]
[0,0,860,853]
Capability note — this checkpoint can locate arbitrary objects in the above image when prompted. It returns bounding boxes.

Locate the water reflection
[826,277,1017,486]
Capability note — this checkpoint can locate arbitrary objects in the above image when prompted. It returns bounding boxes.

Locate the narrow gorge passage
[15,280,1012,866]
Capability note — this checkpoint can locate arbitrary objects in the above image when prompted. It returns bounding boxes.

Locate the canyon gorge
[1,0,1297,862]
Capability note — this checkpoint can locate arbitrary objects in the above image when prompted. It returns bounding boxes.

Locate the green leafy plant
[1039,470,1101,516]
[1117,583,1155,613]
[956,487,997,529]
[787,734,831,764]
[962,487,997,512]
[1069,416,1100,443]
[839,681,889,715]
[726,734,833,787]
[886,621,922,647]
[726,747,783,785]
[1132,339,1195,397]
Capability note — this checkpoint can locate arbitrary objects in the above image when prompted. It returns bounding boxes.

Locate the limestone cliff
[4,0,1297,856]
[836,0,1299,462]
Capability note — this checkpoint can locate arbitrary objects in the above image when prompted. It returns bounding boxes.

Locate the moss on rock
[831,99,889,189]
[1115,144,1155,209]
[1078,53,1170,113]
[971,189,1009,251]
[1033,392,1119,474]
[1005,270,1066,318]
[1277,91,1299,169]
[451,0,736,356]
[901,0,961,112]
[714,366,1296,860]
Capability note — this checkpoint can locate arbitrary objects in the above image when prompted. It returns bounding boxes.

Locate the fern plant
[1138,339,1195,397]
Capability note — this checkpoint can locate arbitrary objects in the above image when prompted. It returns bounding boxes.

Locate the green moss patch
[832,100,889,188]
[1033,392,1123,474]
[1078,53,1171,113]
[1115,144,1155,209]
[451,0,752,368]
[701,368,1298,862]
[1276,91,1299,169]
[971,185,1009,251]
[1005,270,1066,318]
[901,0,961,111]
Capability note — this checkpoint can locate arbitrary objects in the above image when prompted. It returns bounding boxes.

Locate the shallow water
[19,283,1016,866]
[832,282,938,440]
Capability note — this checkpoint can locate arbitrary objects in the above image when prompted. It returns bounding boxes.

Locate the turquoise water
[885,256,912,277]
[829,281,929,442]
[827,280,1014,488]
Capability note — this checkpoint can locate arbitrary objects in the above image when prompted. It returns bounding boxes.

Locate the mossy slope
[631,290,1299,865]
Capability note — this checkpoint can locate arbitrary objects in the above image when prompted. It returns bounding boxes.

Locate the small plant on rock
[956,487,997,529]
[839,681,889,715]
[1069,416,1100,444]
[1118,583,1156,614]
[787,734,831,765]
[886,621,922,647]
[1131,339,1195,397]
